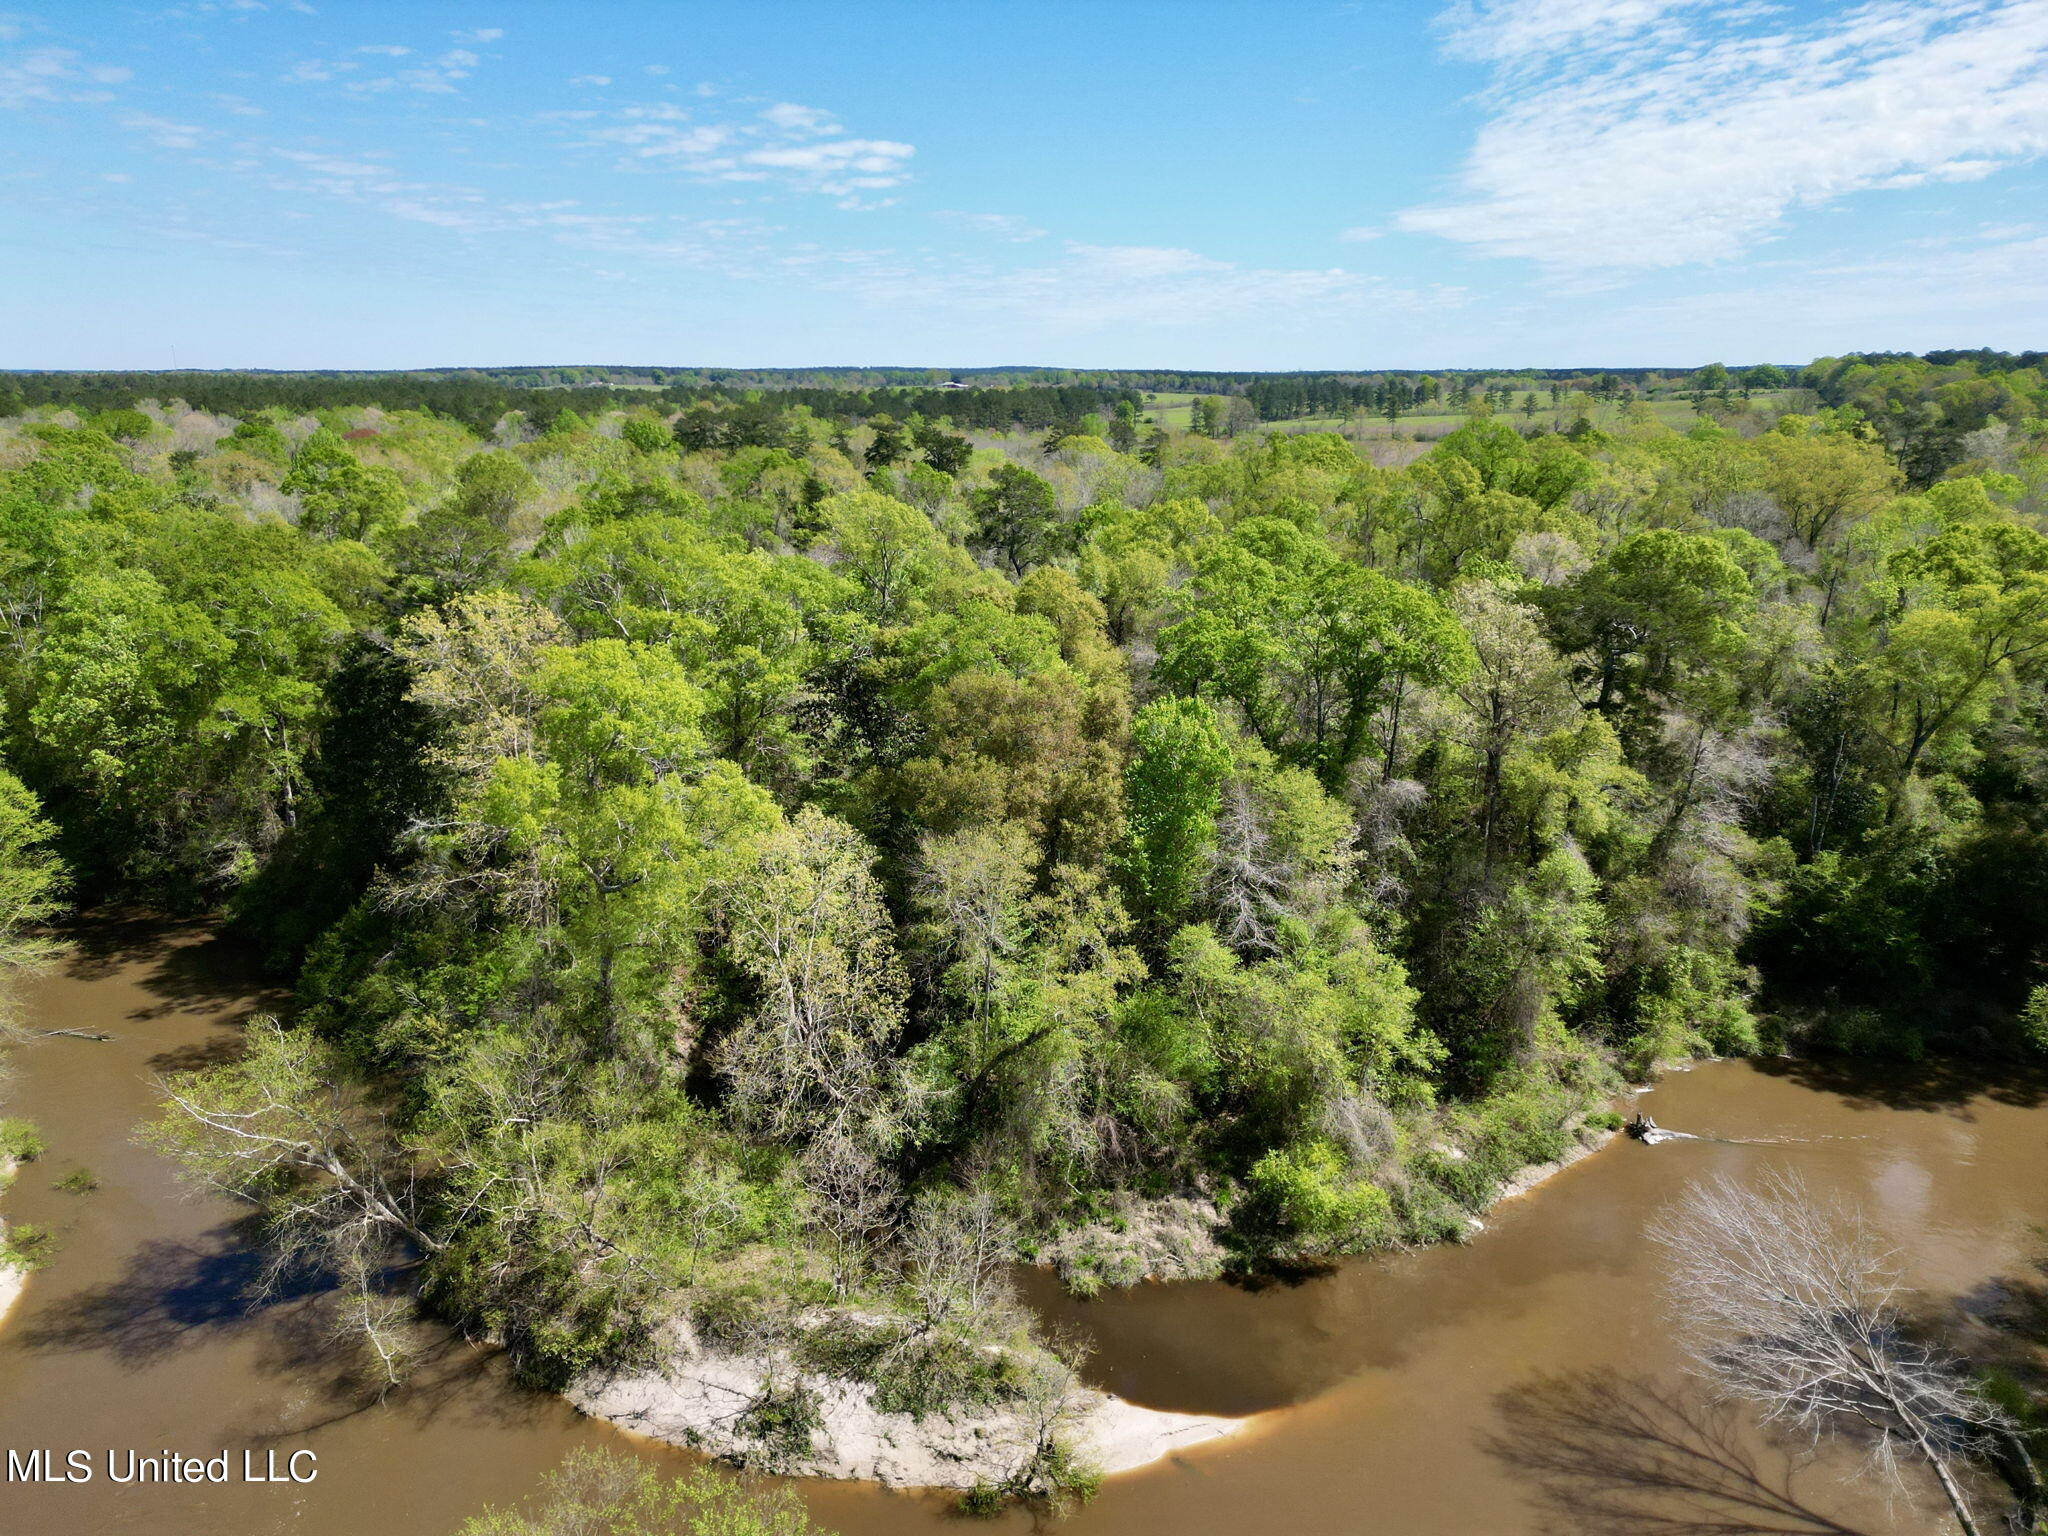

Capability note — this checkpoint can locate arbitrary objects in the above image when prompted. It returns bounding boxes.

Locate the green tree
[1108,400,1141,454]
[1869,522,2048,796]
[1120,698,1231,934]
[912,419,971,476]
[0,770,64,1034]
[619,418,670,454]
[823,490,950,621]
[973,462,1064,575]
[1157,517,1472,788]
[282,429,407,542]
[864,415,907,470]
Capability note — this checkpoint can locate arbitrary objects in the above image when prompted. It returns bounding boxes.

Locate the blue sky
[3,0,2047,369]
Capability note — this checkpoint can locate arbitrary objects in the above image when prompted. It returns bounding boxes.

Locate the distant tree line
[0,372,1138,441]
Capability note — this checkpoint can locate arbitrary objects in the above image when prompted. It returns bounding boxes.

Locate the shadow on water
[56,907,288,1023]
[1481,1369,1873,1536]
[1746,1053,2048,1115]
[16,1216,328,1367]
[146,1034,253,1075]
[14,1211,573,1445]
[1944,1247,2048,1373]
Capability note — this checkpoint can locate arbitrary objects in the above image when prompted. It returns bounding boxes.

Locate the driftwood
[30,1028,114,1041]
[1625,1112,1698,1146]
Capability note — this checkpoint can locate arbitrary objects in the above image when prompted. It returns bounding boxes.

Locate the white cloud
[0,46,131,108]
[454,28,503,44]
[1400,0,2048,272]
[358,44,411,57]
[122,112,208,149]
[760,101,838,134]
[935,211,1048,242]
[1337,226,1382,242]
[1435,0,1723,64]
[344,46,481,95]
[745,139,913,175]
[283,58,354,82]
[644,64,670,75]
[577,99,914,197]
[570,74,612,87]
[271,147,395,179]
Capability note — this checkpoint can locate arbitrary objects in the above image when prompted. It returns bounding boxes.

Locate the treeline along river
[0,915,2042,1534]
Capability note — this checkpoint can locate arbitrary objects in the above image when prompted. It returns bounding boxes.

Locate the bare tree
[146,1018,438,1387]
[902,1184,1018,1335]
[997,1337,1100,1509]
[799,1131,897,1297]
[717,808,908,1151]
[1204,775,1291,954]
[910,825,1033,1063]
[1650,1171,2009,1536]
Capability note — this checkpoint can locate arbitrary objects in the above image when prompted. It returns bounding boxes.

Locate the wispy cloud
[935,210,1047,242]
[283,44,483,94]
[0,45,131,108]
[576,99,915,200]
[1435,0,1728,65]
[1401,0,2048,272]
[121,111,208,148]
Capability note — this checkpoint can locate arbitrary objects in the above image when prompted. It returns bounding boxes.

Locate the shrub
[734,1377,824,1470]
[1244,1141,1395,1254]
[0,1222,56,1270]
[2022,985,2048,1055]
[958,1482,1006,1517]
[0,1119,45,1164]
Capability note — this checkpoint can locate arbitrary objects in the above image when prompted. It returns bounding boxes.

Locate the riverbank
[571,1336,1248,1490]
[0,1156,20,1330]
[1479,1122,1619,1214]
[570,1124,1629,1490]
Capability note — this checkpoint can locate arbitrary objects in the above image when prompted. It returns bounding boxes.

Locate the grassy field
[1142,390,1203,431]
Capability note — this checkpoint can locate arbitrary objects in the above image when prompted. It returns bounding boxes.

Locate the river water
[0,916,2042,1535]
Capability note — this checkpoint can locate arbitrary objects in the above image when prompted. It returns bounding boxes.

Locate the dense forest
[0,348,2045,1500]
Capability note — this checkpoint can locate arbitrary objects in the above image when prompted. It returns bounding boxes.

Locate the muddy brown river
[0,916,2042,1535]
